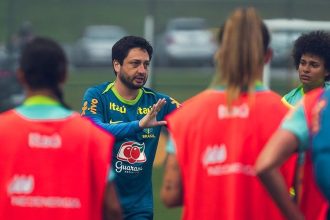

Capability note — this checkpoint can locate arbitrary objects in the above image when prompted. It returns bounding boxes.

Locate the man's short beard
[119,73,146,90]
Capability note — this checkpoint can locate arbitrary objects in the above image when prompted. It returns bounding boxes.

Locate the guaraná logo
[117,141,146,164]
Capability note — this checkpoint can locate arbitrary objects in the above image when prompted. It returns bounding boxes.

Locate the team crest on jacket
[117,141,146,164]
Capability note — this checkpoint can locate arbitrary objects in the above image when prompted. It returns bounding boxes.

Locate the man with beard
[81,35,179,220]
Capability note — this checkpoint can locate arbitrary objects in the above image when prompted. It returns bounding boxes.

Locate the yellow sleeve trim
[281,96,294,109]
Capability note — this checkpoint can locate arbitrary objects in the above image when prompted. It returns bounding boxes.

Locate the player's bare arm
[255,130,304,220]
[103,182,123,220]
[160,153,183,207]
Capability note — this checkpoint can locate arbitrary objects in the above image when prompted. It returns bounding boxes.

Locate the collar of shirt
[23,95,60,106]
[213,80,267,91]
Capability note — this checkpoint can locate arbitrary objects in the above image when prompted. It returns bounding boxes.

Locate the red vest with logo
[167,89,289,220]
[299,88,329,220]
[0,110,113,220]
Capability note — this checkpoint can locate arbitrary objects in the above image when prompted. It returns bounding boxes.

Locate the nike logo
[109,119,123,124]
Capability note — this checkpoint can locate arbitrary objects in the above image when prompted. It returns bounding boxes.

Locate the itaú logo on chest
[117,141,146,164]
[218,103,249,119]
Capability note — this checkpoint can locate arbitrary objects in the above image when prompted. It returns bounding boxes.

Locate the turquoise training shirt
[81,81,179,217]
[282,82,330,108]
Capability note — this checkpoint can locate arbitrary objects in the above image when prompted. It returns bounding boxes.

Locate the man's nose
[302,64,310,72]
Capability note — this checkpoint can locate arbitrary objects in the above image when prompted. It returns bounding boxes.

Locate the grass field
[64,66,297,220]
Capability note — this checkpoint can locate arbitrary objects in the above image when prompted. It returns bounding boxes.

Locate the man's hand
[139,98,167,128]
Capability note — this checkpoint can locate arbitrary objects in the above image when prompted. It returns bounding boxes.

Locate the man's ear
[264,48,273,64]
[113,60,120,74]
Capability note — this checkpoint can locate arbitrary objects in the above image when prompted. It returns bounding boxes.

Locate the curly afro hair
[292,30,330,81]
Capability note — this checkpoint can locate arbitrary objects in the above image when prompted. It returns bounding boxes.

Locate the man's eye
[131,62,140,67]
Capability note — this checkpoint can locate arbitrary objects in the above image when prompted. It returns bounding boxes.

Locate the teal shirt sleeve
[166,135,176,154]
[281,103,309,151]
[282,85,304,108]
[81,86,142,140]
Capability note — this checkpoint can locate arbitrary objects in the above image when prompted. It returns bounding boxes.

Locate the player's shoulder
[166,90,213,124]
[169,90,211,116]
[142,87,174,100]
[255,90,288,115]
[86,81,112,95]
[256,89,283,102]
[142,87,181,109]
[142,87,163,97]
[183,89,219,105]
[282,86,303,103]
[0,109,17,125]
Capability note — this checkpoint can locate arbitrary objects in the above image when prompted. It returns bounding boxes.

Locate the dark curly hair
[292,30,330,81]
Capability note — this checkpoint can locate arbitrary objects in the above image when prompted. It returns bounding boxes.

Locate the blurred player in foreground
[0,37,122,220]
[161,7,295,220]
